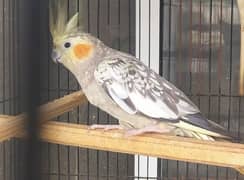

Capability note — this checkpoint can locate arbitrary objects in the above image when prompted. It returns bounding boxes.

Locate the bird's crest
[49,0,79,43]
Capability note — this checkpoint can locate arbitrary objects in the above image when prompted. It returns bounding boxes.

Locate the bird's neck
[71,59,98,90]
[73,45,113,89]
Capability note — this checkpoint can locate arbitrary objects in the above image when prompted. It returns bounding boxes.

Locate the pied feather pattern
[94,55,200,120]
[94,54,233,140]
[49,2,233,140]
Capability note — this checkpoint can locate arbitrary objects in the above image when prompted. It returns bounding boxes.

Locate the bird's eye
[64,42,71,48]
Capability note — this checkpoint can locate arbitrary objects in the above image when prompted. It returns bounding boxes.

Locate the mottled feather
[94,55,200,122]
[94,54,233,139]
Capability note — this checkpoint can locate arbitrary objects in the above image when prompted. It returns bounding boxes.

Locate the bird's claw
[89,124,123,131]
[124,125,171,137]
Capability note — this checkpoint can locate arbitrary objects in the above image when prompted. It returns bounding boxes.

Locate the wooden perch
[39,121,244,174]
[1,114,244,174]
[0,91,244,174]
[0,115,27,141]
[0,91,87,141]
[238,0,244,95]
[38,91,87,122]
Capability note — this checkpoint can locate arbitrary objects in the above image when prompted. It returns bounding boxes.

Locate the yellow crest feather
[49,0,79,43]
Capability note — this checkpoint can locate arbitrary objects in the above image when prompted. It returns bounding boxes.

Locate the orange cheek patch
[73,44,93,59]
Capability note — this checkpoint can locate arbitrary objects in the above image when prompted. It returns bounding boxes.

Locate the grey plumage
[50,11,234,141]
[93,51,234,140]
[94,55,200,121]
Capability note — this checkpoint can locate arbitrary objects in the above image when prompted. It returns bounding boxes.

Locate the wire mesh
[0,0,244,180]
[0,0,24,179]
[158,0,244,179]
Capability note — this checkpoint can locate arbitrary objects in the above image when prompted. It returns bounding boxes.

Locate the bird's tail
[207,119,240,142]
[172,127,216,141]
[174,113,239,142]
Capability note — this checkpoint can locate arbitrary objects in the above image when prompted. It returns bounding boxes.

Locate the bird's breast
[83,80,111,106]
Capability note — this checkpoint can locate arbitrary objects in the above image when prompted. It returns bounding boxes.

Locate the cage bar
[238,0,244,95]
[0,0,244,179]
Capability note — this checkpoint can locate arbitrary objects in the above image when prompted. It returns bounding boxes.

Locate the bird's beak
[51,50,62,63]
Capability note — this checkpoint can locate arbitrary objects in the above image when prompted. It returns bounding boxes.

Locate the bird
[49,3,235,141]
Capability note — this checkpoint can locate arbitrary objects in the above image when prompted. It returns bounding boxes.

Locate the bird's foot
[89,124,123,131]
[125,125,171,137]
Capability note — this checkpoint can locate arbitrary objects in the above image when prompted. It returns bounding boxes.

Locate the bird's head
[49,2,103,74]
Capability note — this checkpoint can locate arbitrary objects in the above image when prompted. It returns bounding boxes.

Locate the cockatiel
[49,5,234,141]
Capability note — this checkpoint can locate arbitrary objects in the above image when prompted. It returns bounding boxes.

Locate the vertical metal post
[25,0,42,179]
[135,0,160,179]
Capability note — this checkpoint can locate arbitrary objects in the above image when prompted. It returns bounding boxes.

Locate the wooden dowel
[237,0,244,95]
[38,91,87,122]
[1,115,244,174]
[39,121,244,174]
[0,115,27,141]
[0,91,87,141]
[0,90,243,173]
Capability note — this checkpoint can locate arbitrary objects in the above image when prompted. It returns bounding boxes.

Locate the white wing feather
[94,56,200,122]
[128,89,178,119]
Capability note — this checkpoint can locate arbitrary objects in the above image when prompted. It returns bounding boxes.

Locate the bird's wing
[94,55,200,123]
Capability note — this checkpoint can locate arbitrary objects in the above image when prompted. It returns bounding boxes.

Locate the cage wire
[0,0,27,179]
[158,0,244,179]
[0,0,244,180]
